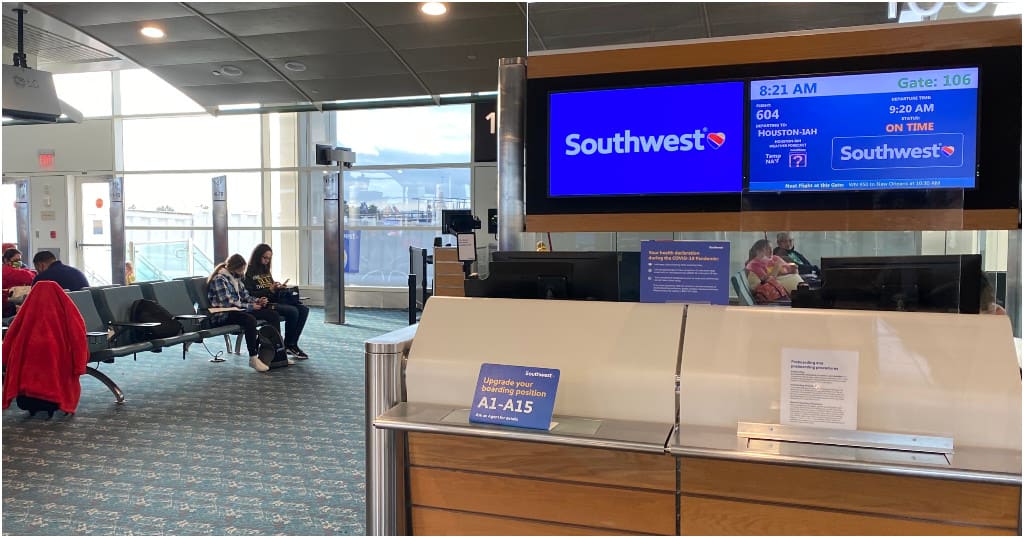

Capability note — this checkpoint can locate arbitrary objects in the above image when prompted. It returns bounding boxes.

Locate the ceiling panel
[78,16,223,46]
[116,38,256,66]
[205,4,365,36]
[189,3,319,15]
[526,3,629,15]
[530,2,705,39]
[380,14,527,50]
[294,75,427,101]
[150,59,281,87]
[268,52,409,81]
[30,2,191,27]
[400,41,524,72]
[706,2,889,36]
[418,69,498,94]
[242,28,385,59]
[179,81,305,105]
[353,2,522,26]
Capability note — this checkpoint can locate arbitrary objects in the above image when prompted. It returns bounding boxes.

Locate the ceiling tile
[31,2,192,27]
[205,4,364,36]
[295,75,426,101]
[117,38,256,66]
[352,2,522,26]
[379,15,526,49]
[526,3,630,15]
[419,69,498,94]
[150,59,281,87]
[707,3,889,37]
[242,28,385,58]
[400,41,525,72]
[541,29,663,52]
[178,81,306,106]
[78,16,223,47]
[530,2,704,39]
[189,3,319,15]
[269,52,408,81]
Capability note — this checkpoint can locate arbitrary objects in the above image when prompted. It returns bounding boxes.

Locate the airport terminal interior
[1,1,1022,536]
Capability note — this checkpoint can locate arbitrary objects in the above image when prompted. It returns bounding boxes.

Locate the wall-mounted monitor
[748,67,979,193]
[548,81,745,196]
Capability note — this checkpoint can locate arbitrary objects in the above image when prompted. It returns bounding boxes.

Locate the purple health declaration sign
[640,240,730,304]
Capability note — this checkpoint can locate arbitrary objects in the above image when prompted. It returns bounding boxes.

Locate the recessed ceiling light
[211,70,222,76]
[421,2,446,16]
[219,65,243,77]
[283,60,307,72]
[140,26,165,39]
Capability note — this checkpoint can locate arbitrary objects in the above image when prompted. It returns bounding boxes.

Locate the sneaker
[286,346,309,360]
[248,356,269,372]
[286,358,297,366]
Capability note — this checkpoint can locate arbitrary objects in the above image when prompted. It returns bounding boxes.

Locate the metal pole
[324,172,346,324]
[212,175,228,264]
[365,324,417,536]
[1006,229,1021,338]
[109,177,126,285]
[15,179,30,254]
[497,57,527,252]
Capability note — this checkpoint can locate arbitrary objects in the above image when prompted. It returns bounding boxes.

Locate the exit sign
[37,150,55,170]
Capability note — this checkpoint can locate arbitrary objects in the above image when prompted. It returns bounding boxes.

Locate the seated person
[773,232,820,276]
[31,250,89,292]
[2,248,36,318]
[207,254,284,373]
[980,274,1007,316]
[746,239,801,302]
[244,244,309,360]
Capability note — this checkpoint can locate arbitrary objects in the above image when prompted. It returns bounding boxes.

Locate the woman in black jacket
[245,243,309,359]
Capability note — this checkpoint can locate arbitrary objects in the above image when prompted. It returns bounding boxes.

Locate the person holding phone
[245,244,309,359]
[208,254,283,372]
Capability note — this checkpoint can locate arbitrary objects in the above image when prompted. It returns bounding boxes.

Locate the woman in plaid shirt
[207,254,283,372]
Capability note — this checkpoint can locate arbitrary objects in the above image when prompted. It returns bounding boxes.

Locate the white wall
[27,175,75,265]
[2,119,114,174]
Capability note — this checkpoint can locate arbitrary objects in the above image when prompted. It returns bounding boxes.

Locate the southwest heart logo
[707,132,726,149]
[941,145,955,156]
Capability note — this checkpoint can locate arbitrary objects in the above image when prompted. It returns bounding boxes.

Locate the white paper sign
[456,233,477,262]
[780,349,859,430]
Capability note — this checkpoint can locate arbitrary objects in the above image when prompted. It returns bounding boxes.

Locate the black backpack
[16,395,63,418]
[128,299,182,341]
[257,325,289,369]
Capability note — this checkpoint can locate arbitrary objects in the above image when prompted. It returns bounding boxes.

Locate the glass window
[269,230,299,285]
[337,104,471,165]
[310,228,439,288]
[52,71,112,117]
[1,183,16,244]
[266,113,297,169]
[127,229,214,281]
[123,173,262,227]
[121,115,262,171]
[269,171,298,227]
[229,230,263,261]
[119,69,204,115]
[343,167,471,227]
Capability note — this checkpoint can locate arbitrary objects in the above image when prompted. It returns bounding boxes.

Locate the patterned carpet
[2,307,408,536]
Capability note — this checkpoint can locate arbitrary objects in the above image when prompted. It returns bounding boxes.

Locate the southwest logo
[941,145,955,156]
[564,129,723,156]
[838,143,954,161]
[831,133,964,170]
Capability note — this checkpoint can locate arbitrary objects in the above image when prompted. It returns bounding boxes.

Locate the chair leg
[235,334,243,355]
[86,366,125,404]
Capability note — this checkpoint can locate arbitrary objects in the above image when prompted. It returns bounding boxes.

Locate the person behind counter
[31,250,89,292]
[208,253,284,373]
[746,239,798,303]
[774,232,819,276]
[244,244,309,360]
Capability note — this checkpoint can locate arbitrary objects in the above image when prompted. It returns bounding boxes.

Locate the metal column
[365,324,417,536]
[14,179,30,253]
[1006,229,1021,338]
[109,177,126,285]
[497,57,527,252]
[324,172,346,324]
[212,175,228,264]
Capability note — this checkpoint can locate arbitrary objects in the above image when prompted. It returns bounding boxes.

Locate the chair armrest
[86,331,108,346]
[174,314,207,331]
[174,314,207,320]
[109,321,161,328]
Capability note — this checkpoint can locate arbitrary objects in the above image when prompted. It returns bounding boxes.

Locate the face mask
[10,260,22,268]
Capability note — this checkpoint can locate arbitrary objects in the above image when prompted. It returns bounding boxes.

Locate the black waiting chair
[141,280,241,341]
[93,285,202,356]
[67,290,155,403]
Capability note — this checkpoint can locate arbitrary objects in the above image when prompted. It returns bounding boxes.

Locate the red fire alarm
[38,151,55,170]
[49,230,57,239]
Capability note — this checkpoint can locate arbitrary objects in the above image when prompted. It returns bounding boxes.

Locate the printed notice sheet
[780,349,859,430]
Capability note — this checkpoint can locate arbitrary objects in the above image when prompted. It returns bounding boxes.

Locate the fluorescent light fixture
[218,103,261,111]
[440,92,472,98]
[421,2,447,16]
[2,117,12,122]
[140,26,165,38]
[333,95,432,105]
[994,2,1023,16]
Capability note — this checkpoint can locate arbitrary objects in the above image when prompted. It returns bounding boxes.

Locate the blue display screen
[548,82,745,196]
[748,68,979,192]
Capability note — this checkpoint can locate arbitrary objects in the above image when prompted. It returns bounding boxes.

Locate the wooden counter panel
[528,18,1021,79]
[679,496,1016,536]
[433,273,466,290]
[409,467,676,535]
[434,247,459,263]
[431,285,465,297]
[407,432,675,491]
[679,457,1020,529]
[411,507,641,536]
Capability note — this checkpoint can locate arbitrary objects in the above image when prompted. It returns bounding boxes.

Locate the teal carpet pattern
[2,308,407,536]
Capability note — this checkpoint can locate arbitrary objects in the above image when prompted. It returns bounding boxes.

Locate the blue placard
[469,363,560,431]
[639,240,730,304]
[748,67,978,193]
[548,81,745,196]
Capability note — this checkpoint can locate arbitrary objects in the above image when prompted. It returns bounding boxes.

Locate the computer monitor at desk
[817,254,982,314]
[465,251,622,301]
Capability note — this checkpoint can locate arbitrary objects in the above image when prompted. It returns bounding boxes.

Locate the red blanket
[2,280,89,414]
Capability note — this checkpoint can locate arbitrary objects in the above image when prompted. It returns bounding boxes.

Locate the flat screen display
[748,67,979,192]
[548,81,745,196]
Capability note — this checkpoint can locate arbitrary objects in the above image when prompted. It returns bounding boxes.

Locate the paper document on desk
[781,349,859,430]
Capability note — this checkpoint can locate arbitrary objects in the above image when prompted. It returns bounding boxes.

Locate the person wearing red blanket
[2,280,89,415]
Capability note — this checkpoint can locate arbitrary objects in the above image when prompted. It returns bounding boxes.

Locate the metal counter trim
[365,324,418,354]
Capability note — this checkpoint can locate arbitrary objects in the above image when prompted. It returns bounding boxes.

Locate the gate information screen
[748,67,979,192]
[548,81,744,196]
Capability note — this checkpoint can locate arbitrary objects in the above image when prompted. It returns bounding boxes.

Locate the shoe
[286,346,309,360]
[286,358,297,365]
[248,356,269,372]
